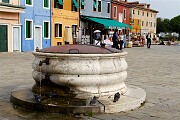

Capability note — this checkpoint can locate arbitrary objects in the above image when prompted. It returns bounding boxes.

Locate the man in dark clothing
[146,33,151,48]
[112,29,119,49]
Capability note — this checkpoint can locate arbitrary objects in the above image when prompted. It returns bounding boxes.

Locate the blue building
[20,0,51,52]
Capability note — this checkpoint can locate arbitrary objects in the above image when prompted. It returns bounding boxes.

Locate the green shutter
[26,21,29,38]
[58,0,64,5]
[93,0,97,8]
[26,0,32,5]
[81,0,85,5]
[44,0,48,7]
[72,0,79,9]
[44,22,49,38]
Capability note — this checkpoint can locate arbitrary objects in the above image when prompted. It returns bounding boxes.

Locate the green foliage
[157,15,180,34]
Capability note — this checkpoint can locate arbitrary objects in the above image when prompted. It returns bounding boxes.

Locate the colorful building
[111,0,131,25]
[0,0,25,52]
[52,0,79,46]
[20,0,51,52]
[128,1,158,34]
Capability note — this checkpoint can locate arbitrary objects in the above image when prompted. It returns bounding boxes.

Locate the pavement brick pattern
[0,45,180,120]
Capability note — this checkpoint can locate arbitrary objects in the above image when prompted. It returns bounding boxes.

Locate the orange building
[52,0,79,46]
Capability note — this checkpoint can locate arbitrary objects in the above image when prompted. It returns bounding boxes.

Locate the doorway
[34,26,42,50]
[0,25,8,52]
[13,26,21,51]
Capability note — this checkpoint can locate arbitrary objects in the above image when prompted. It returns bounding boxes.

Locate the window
[132,20,134,25]
[44,21,50,39]
[55,23,62,37]
[54,0,63,9]
[138,20,140,26]
[98,0,101,12]
[138,10,140,15]
[25,20,33,39]
[113,6,117,18]
[93,0,97,11]
[133,9,135,14]
[142,11,144,16]
[151,13,152,17]
[2,0,9,3]
[107,2,110,13]
[150,22,152,27]
[81,0,85,9]
[26,0,33,5]
[44,0,49,8]
[146,21,148,26]
[142,21,144,26]
[123,9,126,19]
[154,22,156,27]
[147,12,149,17]
[72,0,78,12]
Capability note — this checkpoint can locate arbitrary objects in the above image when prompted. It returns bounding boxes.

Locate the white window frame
[43,0,50,9]
[43,21,50,39]
[55,22,62,38]
[25,0,33,7]
[25,19,33,40]
[113,6,117,18]
[123,9,126,20]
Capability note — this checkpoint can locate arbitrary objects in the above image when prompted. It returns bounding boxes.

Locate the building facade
[129,2,158,34]
[20,0,51,52]
[80,0,111,44]
[52,0,79,46]
[0,0,25,52]
[111,0,131,25]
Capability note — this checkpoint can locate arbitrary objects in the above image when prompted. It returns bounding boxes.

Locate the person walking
[112,29,119,49]
[146,32,151,48]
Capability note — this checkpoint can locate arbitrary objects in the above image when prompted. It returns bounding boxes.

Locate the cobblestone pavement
[0,45,180,120]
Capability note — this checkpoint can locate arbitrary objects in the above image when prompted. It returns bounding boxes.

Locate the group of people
[112,29,124,50]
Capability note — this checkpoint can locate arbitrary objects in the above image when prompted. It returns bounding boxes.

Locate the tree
[170,15,180,34]
[162,19,170,33]
[156,17,163,33]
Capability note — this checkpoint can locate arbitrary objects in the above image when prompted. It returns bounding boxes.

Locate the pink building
[0,0,25,52]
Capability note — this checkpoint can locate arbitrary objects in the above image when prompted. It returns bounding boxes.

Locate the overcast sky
[128,0,180,19]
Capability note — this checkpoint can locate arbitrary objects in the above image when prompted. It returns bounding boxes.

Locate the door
[34,26,42,50]
[13,26,21,51]
[0,25,8,52]
[119,13,123,23]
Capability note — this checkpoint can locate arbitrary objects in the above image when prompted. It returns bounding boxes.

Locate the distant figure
[118,31,124,50]
[158,41,165,45]
[146,33,151,48]
[113,92,120,102]
[90,96,98,105]
[112,29,119,49]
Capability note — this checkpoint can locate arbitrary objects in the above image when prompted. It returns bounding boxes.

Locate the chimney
[147,4,150,8]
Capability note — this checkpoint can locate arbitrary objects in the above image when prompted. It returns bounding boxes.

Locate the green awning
[58,0,64,5]
[83,16,132,29]
[81,0,85,5]
[73,0,79,9]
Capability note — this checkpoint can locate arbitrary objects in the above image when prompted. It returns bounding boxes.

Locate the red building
[111,0,131,25]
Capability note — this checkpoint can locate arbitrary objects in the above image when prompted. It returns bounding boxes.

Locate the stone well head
[32,45,128,98]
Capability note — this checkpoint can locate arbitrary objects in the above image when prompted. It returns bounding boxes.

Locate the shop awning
[73,0,79,9]
[58,0,64,5]
[83,16,132,29]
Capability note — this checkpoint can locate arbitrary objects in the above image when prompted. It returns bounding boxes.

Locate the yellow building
[52,0,79,46]
[129,2,158,35]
